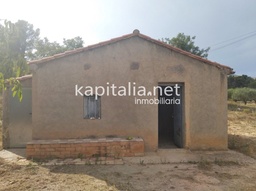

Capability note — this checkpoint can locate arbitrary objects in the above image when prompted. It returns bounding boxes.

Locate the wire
[210,30,256,47]
[207,30,256,52]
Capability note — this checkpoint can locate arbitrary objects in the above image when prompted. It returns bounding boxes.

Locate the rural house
[2,30,234,159]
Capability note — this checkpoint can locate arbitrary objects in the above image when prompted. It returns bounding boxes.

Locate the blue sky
[1,0,256,76]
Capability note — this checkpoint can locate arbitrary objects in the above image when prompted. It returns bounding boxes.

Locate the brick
[40,144,50,148]
[75,147,85,151]
[60,151,71,155]
[26,145,34,149]
[75,143,85,147]
[65,147,76,151]
[50,144,60,148]
[33,144,42,148]
[26,148,35,152]
[60,144,71,147]
[123,152,134,157]
[39,152,46,156]
[45,148,55,152]
[131,143,144,153]
[56,147,65,152]
[34,151,42,156]
[119,142,129,146]
[86,146,100,151]
[26,138,144,159]
[81,142,92,148]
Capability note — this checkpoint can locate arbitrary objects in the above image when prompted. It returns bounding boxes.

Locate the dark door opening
[158,84,183,148]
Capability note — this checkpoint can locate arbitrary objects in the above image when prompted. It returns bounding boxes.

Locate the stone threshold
[41,157,124,166]
[27,137,143,144]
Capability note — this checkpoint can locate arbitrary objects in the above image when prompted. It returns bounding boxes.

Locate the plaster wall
[31,37,228,151]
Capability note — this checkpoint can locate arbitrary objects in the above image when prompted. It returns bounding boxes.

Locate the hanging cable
[207,30,256,52]
[210,30,256,47]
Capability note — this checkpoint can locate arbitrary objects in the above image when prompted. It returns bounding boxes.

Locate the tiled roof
[28,30,234,74]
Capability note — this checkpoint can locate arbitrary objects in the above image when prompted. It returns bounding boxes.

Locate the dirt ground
[0,99,256,191]
[0,154,256,191]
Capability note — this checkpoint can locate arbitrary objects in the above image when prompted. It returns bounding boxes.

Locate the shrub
[232,88,250,104]
[248,88,256,103]
[230,88,256,104]
[228,89,235,100]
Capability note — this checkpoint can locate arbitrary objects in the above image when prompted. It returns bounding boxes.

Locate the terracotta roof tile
[28,30,234,74]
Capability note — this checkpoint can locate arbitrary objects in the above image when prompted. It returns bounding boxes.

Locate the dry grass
[228,101,256,158]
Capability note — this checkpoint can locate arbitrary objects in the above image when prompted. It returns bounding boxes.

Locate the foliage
[7,78,23,102]
[162,33,210,58]
[0,72,23,102]
[228,89,235,100]
[230,88,256,104]
[0,20,39,78]
[228,75,255,89]
[248,89,256,102]
[0,20,37,100]
[248,81,256,89]
[63,36,84,50]
[0,19,84,101]
[30,37,64,59]
[31,36,84,60]
[232,88,250,104]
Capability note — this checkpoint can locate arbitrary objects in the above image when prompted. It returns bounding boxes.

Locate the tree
[63,36,83,50]
[0,20,39,101]
[0,20,40,78]
[31,36,84,59]
[162,33,210,58]
[14,20,40,59]
[249,81,256,89]
[232,88,250,104]
[231,88,256,104]
[0,19,84,101]
[228,75,255,89]
[228,88,235,100]
[248,89,256,103]
[31,37,64,59]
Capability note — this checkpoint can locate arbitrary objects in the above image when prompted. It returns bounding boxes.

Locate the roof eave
[28,30,234,74]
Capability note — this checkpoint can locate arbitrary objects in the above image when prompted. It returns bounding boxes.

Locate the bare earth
[0,100,256,191]
[0,152,256,191]
[228,101,256,159]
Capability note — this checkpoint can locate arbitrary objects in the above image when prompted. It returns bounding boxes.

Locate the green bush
[248,88,256,103]
[228,89,235,100]
[231,88,256,104]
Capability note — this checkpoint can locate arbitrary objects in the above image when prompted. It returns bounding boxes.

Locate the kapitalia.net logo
[75,82,181,105]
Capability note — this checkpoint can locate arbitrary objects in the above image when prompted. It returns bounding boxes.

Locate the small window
[84,95,101,119]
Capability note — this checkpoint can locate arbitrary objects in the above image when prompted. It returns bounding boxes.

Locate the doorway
[158,84,183,148]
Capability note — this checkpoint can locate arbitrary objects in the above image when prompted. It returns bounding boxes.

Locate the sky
[1,0,256,76]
